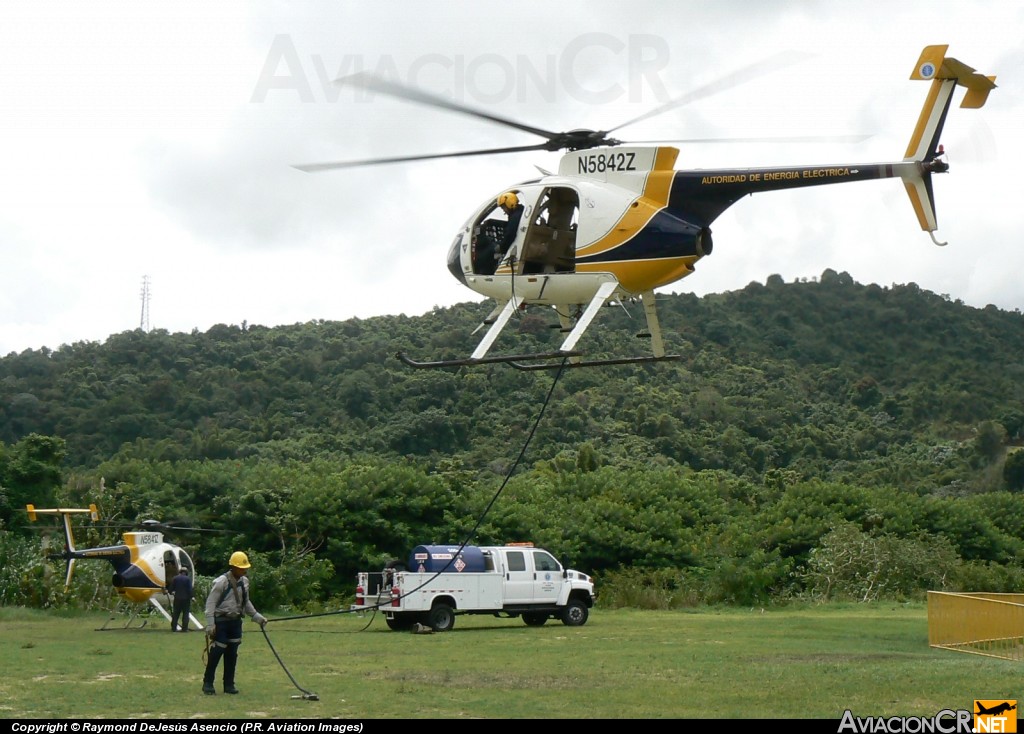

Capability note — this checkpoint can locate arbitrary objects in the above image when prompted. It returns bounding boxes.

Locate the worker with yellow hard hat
[496,190,523,259]
[202,551,267,696]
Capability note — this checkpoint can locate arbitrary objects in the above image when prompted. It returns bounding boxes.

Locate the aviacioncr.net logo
[974,700,1017,733]
[838,709,973,733]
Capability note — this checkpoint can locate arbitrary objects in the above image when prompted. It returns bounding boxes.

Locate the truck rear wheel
[385,613,418,631]
[428,603,456,632]
[560,599,589,627]
[522,612,548,627]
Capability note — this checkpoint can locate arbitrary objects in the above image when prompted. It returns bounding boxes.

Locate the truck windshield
[534,551,560,572]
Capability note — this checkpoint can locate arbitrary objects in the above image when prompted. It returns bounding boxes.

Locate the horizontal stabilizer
[25,504,100,522]
[909,45,997,103]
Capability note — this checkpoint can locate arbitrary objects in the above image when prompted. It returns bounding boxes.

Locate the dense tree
[0,434,65,531]
[1004,450,1024,492]
[3,275,1024,608]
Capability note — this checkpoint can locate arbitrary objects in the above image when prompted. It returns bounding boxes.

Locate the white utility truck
[355,543,596,632]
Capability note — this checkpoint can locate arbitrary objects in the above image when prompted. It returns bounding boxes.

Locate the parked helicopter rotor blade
[91,519,228,534]
[140,519,229,534]
[605,50,812,135]
[294,143,553,172]
[335,71,562,142]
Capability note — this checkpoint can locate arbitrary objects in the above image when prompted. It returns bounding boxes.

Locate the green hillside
[2,271,1024,608]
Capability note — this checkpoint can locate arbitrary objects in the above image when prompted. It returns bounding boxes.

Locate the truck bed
[362,571,504,613]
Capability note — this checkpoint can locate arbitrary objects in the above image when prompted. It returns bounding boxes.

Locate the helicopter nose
[447,232,467,286]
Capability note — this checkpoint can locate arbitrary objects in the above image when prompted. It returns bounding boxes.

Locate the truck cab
[488,545,564,605]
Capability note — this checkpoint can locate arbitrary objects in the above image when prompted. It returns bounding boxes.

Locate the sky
[1,1,1021,356]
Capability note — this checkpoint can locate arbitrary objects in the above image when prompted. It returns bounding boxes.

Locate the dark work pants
[171,599,191,631]
[204,618,243,687]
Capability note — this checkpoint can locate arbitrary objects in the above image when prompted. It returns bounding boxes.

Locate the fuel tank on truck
[408,545,487,573]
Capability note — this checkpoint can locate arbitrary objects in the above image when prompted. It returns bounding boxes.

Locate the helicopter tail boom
[669,46,994,246]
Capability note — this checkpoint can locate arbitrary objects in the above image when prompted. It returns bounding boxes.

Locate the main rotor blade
[294,143,552,172]
[336,72,561,141]
[606,50,812,135]
[624,134,873,145]
[137,519,229,534]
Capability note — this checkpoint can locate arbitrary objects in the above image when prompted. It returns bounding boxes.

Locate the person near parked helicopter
[168,567,193,632]
[202,551,267,695]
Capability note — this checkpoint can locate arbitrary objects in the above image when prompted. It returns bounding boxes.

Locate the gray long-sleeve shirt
[204,572,260,623]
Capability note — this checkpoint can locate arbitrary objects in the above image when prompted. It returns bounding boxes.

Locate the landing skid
[400,280,679,371]
[148,594,203,631]
[397,350,680,370]
[509,354,682,371]
[95,596,202,631]
[97,602,150,631]
[397,350,582,370]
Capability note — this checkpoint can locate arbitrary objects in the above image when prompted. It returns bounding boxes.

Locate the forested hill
[2,268,1023,494]
[5,269,1024,606]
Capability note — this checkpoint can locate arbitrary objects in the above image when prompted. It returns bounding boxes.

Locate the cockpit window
[472,201,515,275]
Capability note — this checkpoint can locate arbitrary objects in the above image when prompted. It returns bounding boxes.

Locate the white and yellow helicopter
[26,503,206,629]
[299,45,995,369]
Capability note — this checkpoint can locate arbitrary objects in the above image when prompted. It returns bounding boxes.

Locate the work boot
[202,682,216,695]
[224,684,239,695]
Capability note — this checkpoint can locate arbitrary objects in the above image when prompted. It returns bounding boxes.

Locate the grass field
[0,603,1017,719]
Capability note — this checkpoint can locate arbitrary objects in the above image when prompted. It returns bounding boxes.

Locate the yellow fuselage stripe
[580,148,677,258]
[577,256,697,292]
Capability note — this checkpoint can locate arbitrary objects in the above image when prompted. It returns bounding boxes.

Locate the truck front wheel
[560,599,589,627]
[428,603,456,632]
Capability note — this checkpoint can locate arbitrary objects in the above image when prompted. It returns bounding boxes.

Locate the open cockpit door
[470,190,527,276]
[520,186,579,275]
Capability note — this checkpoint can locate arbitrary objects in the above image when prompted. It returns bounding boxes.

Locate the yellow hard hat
[498,191,518,209]
[229,551,251,569]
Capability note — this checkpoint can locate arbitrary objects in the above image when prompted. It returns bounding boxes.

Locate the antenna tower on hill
[140,275,151,332]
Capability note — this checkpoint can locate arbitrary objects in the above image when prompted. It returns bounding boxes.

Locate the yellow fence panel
[928,591,1024,662]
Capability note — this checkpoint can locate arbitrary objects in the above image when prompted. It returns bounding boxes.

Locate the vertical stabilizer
[901,46,996,244]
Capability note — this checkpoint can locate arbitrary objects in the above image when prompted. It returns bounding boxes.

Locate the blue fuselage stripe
[577,209,702,265]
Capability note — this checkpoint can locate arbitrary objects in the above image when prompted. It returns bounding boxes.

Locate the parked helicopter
[26,503,206,629]
[297,45,995,369]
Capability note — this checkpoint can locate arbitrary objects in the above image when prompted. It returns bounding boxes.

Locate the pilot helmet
[497,191,518,210]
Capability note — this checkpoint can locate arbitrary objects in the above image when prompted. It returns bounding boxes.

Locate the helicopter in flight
[298,45,995,370]
[26,503,210,629]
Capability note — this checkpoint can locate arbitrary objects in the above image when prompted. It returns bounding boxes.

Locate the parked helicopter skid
[298,45,996,369]
[26,504,204,630]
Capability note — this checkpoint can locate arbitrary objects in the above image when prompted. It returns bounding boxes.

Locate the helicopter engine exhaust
[697,227,713,257]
